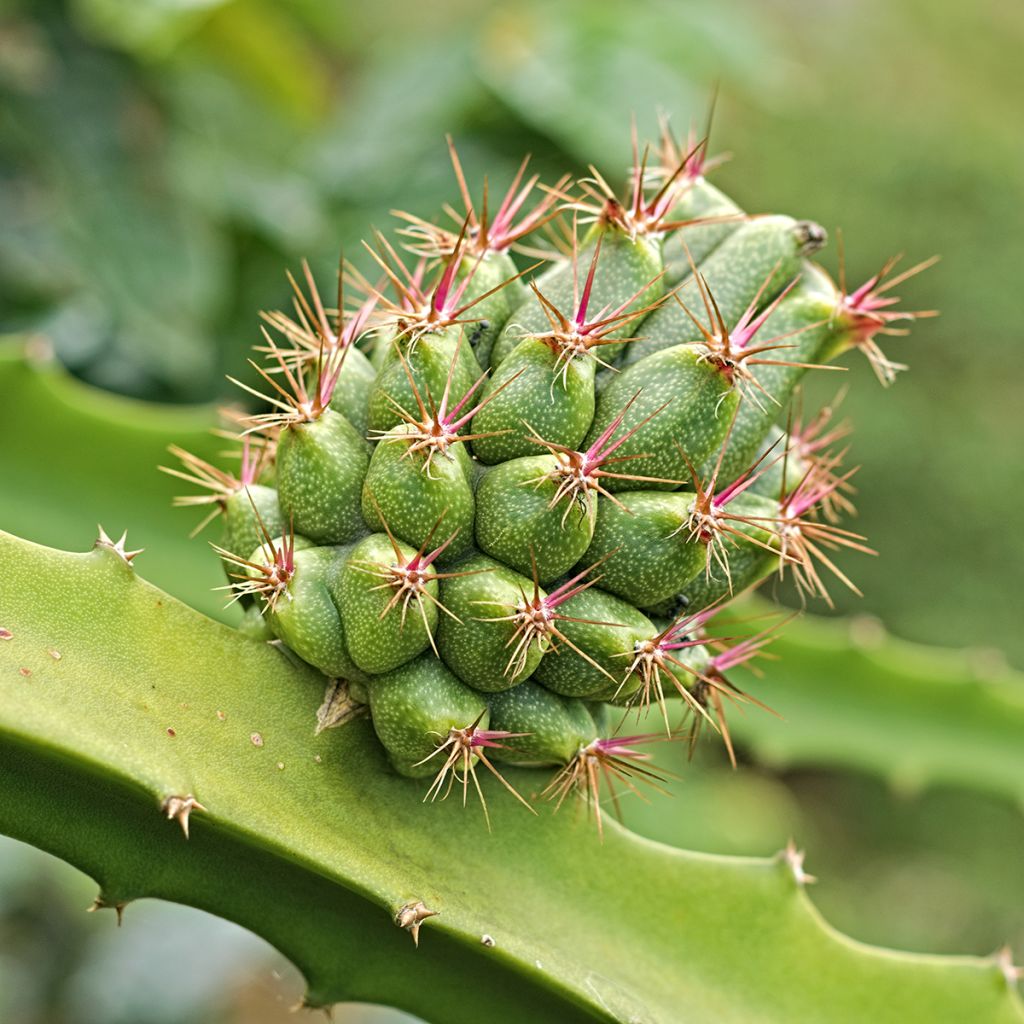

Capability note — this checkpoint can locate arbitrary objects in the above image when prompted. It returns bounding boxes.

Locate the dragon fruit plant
[11,116,1024,1024]
[162,122,934,835]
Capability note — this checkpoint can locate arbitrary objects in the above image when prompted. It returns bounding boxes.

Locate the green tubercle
[276,409,371,545]
[695,275,841,487]
[584,491,706,606]
[367,655,489,778]
[487,682,596,766]
[663,180,744,282]
[625,215,827,365]
[471,336,597,464]
[491,229,663,368]
[335,533,441,675]
[474,454,597,583]
[249,542,364,681]
[361,423,475,560]
[585,345,738,490]
[367,326,483,435]
[435,554,548,691]
[533,586,654,699]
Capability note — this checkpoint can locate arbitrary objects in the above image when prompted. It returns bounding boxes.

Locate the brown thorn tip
[88,896,127,926]
[395,900,439,947]
[95,525,144,564]
[161,794,207,839]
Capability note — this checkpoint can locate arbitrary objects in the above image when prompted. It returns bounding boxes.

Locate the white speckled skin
[474,455,597,583]
[663,178,745,284]
[436,554,547,691]
[361,425,475,559]
[585,346,738,491]
[227,183,843,776]
[472,339,596,464]
[337,534,439,675]
[277,409,370,544]
[533,587,654,698]
[487,682,596,765]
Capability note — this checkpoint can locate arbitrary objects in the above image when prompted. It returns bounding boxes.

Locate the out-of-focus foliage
[0,342,228,620]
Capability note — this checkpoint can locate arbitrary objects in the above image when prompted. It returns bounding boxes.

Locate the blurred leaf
[621,756,804,855]
[195,0,333,120]
[63,901,273,1024]
[0,23,229,399]
[0,341,229,620]
[786,774,1024,957]
[70,0,227,59]
[727,606,1024,805]
[474,0,795,165]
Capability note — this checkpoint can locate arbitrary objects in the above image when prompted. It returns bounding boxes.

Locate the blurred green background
[1,0,1021,1021]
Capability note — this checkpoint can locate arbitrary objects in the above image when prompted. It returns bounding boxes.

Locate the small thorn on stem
[88,896,128,926]
[161,794,207,840]
[395,900,439,947]
[993,946,1024,989]
[778,839,816,887]
[95,526,144,565]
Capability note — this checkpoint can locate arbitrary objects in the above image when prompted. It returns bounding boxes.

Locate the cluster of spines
[163,114,933,831]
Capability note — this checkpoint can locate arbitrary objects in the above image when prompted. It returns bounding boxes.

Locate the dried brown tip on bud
[314,679,368,734]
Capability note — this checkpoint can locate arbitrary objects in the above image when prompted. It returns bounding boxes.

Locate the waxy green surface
[1,534,1023,1023]
[436,554,547,691]
[663,177,744,283]
[367,654,488,777]
[327,344,377,436]
[586,345,737,489]
[361,425,475,559]
[534,587,655,699]
[338,534,439,674]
